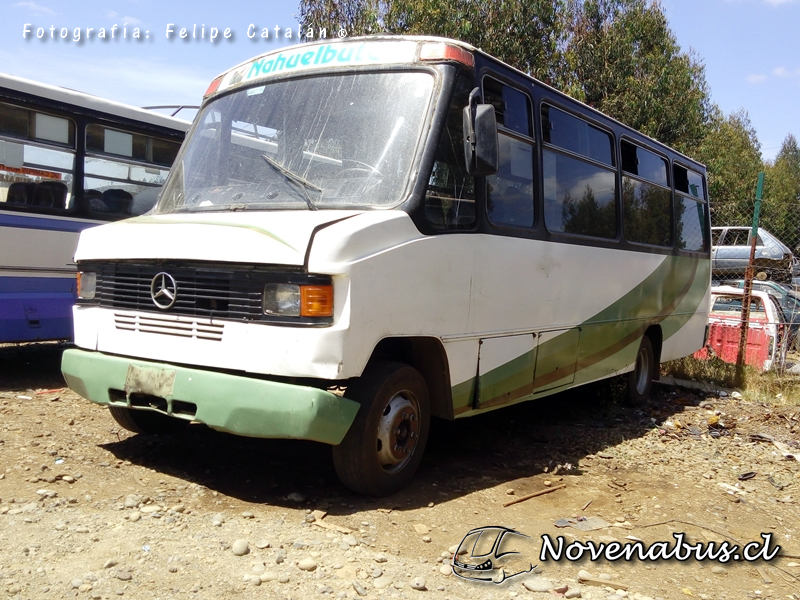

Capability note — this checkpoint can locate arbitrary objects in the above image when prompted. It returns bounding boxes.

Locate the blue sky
[1,0,797,161]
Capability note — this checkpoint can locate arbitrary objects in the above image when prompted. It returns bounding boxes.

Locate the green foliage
[385,0,568,85]
[694,109,762,226]
[298,0,386,37]
[763,134,800,251]
[562,0,711,153]
[298,0,569,86]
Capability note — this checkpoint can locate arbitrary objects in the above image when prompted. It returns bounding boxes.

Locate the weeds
[662,356,741,388]
[662,356,800,405]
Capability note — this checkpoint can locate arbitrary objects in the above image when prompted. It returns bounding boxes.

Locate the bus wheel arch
[333,361,431,496]
[365,337,453,420]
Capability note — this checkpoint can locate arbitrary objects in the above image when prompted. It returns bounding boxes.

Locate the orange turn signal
[300,285,333,317]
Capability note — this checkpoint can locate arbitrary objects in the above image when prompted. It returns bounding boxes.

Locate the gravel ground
[1,343,799,600]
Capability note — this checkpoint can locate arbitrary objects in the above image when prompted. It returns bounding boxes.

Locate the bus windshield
[157,71,435,213]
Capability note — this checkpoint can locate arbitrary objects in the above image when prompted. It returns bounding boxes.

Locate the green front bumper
[61,349,359,445]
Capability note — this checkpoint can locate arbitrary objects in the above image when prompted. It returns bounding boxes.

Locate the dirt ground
[1,342,799,600]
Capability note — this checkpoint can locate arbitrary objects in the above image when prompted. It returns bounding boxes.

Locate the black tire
[333,361,430,496]
[108,406,190,435]
[626,336,655,405]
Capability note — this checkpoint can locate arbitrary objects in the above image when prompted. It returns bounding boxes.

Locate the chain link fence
[707,188,800,375]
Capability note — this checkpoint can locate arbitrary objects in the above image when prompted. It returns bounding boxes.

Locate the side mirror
[463,88,498,176]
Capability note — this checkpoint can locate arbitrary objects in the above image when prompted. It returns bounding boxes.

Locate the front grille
[114,311,225,341]
[94,263,264,320]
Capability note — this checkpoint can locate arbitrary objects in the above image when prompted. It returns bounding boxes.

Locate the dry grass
[739,369,800,405]
[662,356,800,405]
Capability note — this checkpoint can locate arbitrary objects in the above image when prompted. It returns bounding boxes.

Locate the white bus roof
[206,35,703,170]
[0,72,191,132]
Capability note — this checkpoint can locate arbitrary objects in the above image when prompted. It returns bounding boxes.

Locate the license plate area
[124,364,176,398]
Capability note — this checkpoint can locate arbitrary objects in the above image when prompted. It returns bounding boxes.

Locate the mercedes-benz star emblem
[150,272,178,310]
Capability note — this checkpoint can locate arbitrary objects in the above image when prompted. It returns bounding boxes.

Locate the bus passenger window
[677,196,706,252]
[487,134,533,227]
[84,155,168,218]
[674,164,708,252]
[541,104,616,239]
[621,141,671,247]
[543,149,616,238]
[483,78,532,137]
[542,105,613,166]
[424,75,475,229]
[0,140,75,214]
[483,78,534,229]
[87,124,181,166]
[674,164,705,199]
[83,126,177,219]
[0,103,30,139]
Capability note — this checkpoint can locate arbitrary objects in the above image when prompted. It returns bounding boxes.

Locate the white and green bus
[61,36,710,495]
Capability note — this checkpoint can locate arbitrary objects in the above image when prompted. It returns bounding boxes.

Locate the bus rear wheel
[108,406,190,435]
[333,361,430,496]
[627,336,655,405]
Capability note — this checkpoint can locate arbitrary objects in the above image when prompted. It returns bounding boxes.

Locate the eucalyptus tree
[763,134,800,250]
[561,0,711,153]
[694,108,762,227]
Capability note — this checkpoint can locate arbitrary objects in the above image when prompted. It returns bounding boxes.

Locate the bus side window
[674,164,708,252]
[542,104,616,239]
[621,140,671,247]
[83,125,177,219]
[0,139,75,214]
[424,74,475,229]
[483,78,534,228]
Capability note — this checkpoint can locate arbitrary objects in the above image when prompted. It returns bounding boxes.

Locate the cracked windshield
[157,71,434,213]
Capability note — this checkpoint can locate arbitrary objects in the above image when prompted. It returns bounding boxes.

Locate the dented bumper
[61,349,359,445]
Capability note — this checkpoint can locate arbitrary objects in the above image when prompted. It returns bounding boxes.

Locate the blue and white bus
[0,74,188,343]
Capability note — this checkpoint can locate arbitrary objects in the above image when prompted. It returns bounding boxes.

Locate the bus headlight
[263,283,333,318]
[76,271,96,299]
[263,283,300,316]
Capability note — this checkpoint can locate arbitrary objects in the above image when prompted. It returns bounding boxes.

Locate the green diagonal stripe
[454,255,709,414]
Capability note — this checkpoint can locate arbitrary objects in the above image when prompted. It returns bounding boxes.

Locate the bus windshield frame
[157,69,437,214]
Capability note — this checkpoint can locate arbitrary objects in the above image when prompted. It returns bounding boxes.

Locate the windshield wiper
[261,153,320,211]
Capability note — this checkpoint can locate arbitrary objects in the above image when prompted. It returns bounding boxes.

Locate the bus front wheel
[627,336,655,405]
[108,406,190,435]
[333,361,430,496]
